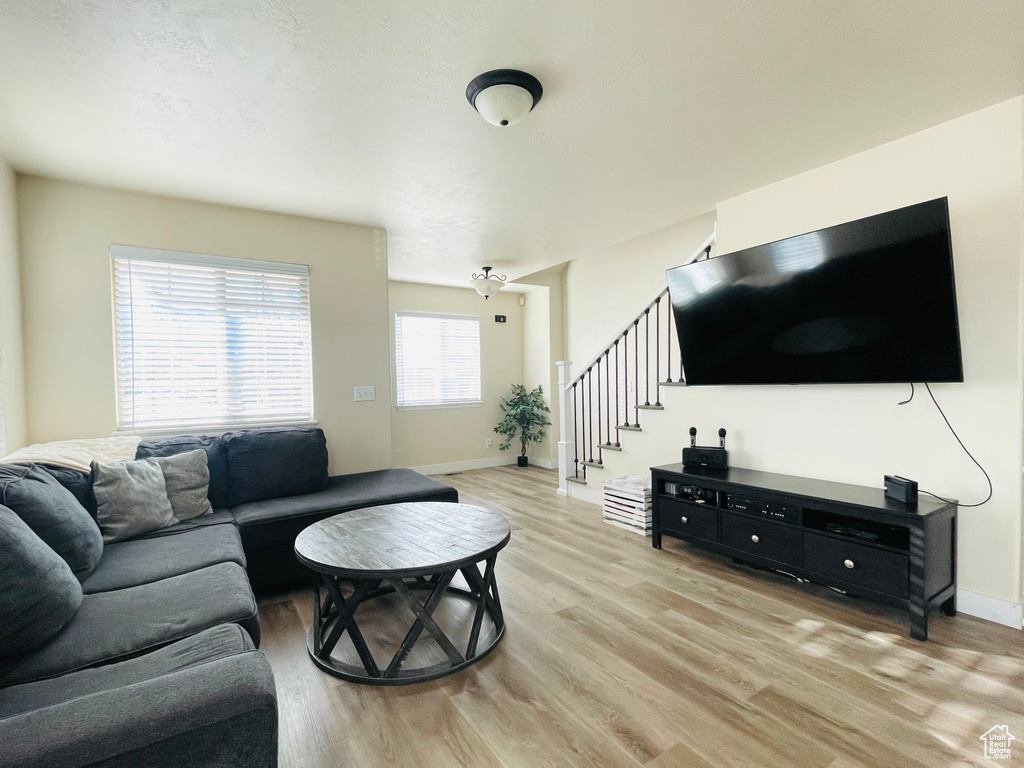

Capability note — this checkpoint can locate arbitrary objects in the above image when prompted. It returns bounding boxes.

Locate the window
[394,312,481,408]
[111,245,313,433]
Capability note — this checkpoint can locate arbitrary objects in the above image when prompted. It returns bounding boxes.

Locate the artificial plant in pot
[494,384,552,467]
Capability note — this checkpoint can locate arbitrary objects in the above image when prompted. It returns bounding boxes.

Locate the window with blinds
[394,312,481,408]
[111,245,313,433]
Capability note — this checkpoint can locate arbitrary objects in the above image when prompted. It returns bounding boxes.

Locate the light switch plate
[354,386,376,402]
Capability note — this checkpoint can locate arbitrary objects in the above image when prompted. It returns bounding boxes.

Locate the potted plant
[494,384,552,467]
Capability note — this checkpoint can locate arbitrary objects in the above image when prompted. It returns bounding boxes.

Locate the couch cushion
[0,506,83,659]
[232,468,458,552]
[223,426,328,507]
[0,464,103,580]
[137,509,235,538]
[0,562,260,686]
[36,464,97,517]
[136,435,230,510]
[81,524,245,594]
[0,623,254,718]
[157,449,214,521]
[92,458,176,543]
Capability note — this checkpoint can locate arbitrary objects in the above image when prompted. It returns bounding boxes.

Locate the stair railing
[558,228,716,490]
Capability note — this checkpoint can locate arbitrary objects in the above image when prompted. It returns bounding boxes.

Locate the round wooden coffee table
[294,501,510,685]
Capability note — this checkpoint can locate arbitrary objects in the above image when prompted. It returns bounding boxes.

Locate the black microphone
[689,427,697,447]
[719,428,727,448]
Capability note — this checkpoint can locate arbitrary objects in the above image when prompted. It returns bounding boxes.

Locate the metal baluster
[621,329,628,428]
[593,360,598,456]
[666,294,673,383]
[572,382,579,478]
[644,308,651,407]
[580,377,587,480]
[655,299,662,405]
[633,320,640,426]
[614,340,621,445]
[587,367,594,463]
[604,349,611,446]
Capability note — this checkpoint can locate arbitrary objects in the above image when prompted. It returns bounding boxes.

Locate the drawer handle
[680,516,688,524]
[844,559,855,569]
[751,534,760,543]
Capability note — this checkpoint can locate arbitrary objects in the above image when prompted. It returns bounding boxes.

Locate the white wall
[16,177,393,475]
[517,265,567,467]
[388,281,525,472]
[0,159,26,453]
[564,97,1024,617]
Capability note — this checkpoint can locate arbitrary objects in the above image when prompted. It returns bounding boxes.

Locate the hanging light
[466,69,543,127]
[472,266,506,299]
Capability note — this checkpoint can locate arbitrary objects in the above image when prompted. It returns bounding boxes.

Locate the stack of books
[602,475,653,535]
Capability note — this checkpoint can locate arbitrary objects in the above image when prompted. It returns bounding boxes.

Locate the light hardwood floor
[258,466,1024,768]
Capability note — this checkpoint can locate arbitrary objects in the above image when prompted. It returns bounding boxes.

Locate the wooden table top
[294,501,511,577]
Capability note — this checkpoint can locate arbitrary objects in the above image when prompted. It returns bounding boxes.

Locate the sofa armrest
[0,651,277,768]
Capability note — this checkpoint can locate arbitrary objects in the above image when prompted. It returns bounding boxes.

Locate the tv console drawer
[721,511,801,564]
[659,498,718,543]
[803,533,909,599]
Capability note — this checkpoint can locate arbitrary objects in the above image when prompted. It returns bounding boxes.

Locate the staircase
[556,230,716,495]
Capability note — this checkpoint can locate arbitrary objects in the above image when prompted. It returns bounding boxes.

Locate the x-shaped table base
[307,555,504,685]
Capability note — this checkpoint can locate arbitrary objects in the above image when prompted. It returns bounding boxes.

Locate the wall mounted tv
[666,198,963,386]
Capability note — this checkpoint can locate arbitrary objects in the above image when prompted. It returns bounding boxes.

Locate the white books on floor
[603,475,652,536]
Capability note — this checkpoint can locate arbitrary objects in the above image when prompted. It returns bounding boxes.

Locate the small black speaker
[682,446,729,469]
[884,475,918,504]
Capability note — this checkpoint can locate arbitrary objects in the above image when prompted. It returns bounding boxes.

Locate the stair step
[636,404,664,411]
[660,380,687,387]
[617,424,642,432]
[583,460,604,469]
[600,443,622,452]
[566,476,587,485]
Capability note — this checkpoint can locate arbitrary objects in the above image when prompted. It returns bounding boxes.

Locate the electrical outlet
[486,438,493,448]
[353,386,375,402]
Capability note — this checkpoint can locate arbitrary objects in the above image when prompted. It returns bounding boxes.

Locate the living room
[1,3,1023,768]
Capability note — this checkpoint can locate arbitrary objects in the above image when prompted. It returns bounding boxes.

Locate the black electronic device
[665,198,963,385]
[724,493,801,525]
[675,484,717,505]
[682,427,729,470]
[884,475,919,504]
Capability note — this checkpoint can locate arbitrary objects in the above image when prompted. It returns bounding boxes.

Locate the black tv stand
[651,464,957,640]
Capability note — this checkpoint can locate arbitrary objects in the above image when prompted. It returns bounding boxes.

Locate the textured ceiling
[0,1,1021,286]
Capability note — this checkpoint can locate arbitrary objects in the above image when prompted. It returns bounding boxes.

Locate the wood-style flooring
[258,466,1024,768]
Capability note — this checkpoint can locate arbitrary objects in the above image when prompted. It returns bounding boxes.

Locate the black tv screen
[666,198,963,385]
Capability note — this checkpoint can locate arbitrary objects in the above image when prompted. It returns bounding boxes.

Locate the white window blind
[111,245,313,433]
[394,312,481,408]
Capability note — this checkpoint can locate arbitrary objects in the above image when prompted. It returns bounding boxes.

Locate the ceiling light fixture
[472,266,506,299]
[466,69,543,127]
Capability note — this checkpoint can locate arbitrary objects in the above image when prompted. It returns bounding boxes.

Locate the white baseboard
[414,455,556,476]
[958,591,1024,629]
[413,457,516,475]
[567,484,604,506]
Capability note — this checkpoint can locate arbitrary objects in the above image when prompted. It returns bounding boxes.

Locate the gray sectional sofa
[0,426,458,768]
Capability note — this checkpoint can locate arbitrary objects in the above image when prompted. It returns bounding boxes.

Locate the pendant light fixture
[466,69,543,127]
[472,267,506,299]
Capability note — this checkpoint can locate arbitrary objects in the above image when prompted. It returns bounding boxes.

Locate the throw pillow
[0,504,83,657]
[136,435,230,509]
[0,464,104,581]
[155,449,213,522]
[92,458,176,543]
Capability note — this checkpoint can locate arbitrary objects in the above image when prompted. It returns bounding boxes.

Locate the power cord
[897,382,992,507]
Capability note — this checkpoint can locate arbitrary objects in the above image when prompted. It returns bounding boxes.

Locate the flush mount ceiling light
[472,266,506,299]
[466,69,543,127]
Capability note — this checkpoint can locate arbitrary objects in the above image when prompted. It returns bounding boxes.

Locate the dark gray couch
[0,426,458,768]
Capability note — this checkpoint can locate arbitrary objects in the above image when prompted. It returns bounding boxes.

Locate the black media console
[651,464,957,640]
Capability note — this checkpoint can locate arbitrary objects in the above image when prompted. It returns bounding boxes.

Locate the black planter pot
[517,456,529,467]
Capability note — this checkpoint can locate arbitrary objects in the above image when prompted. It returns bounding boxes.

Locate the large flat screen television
[666,198,963,385]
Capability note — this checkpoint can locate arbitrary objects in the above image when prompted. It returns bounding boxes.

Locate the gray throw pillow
[0,505,83,657]
[154,449,213,522]
[0,464,103,581]
[92,459,176,543]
